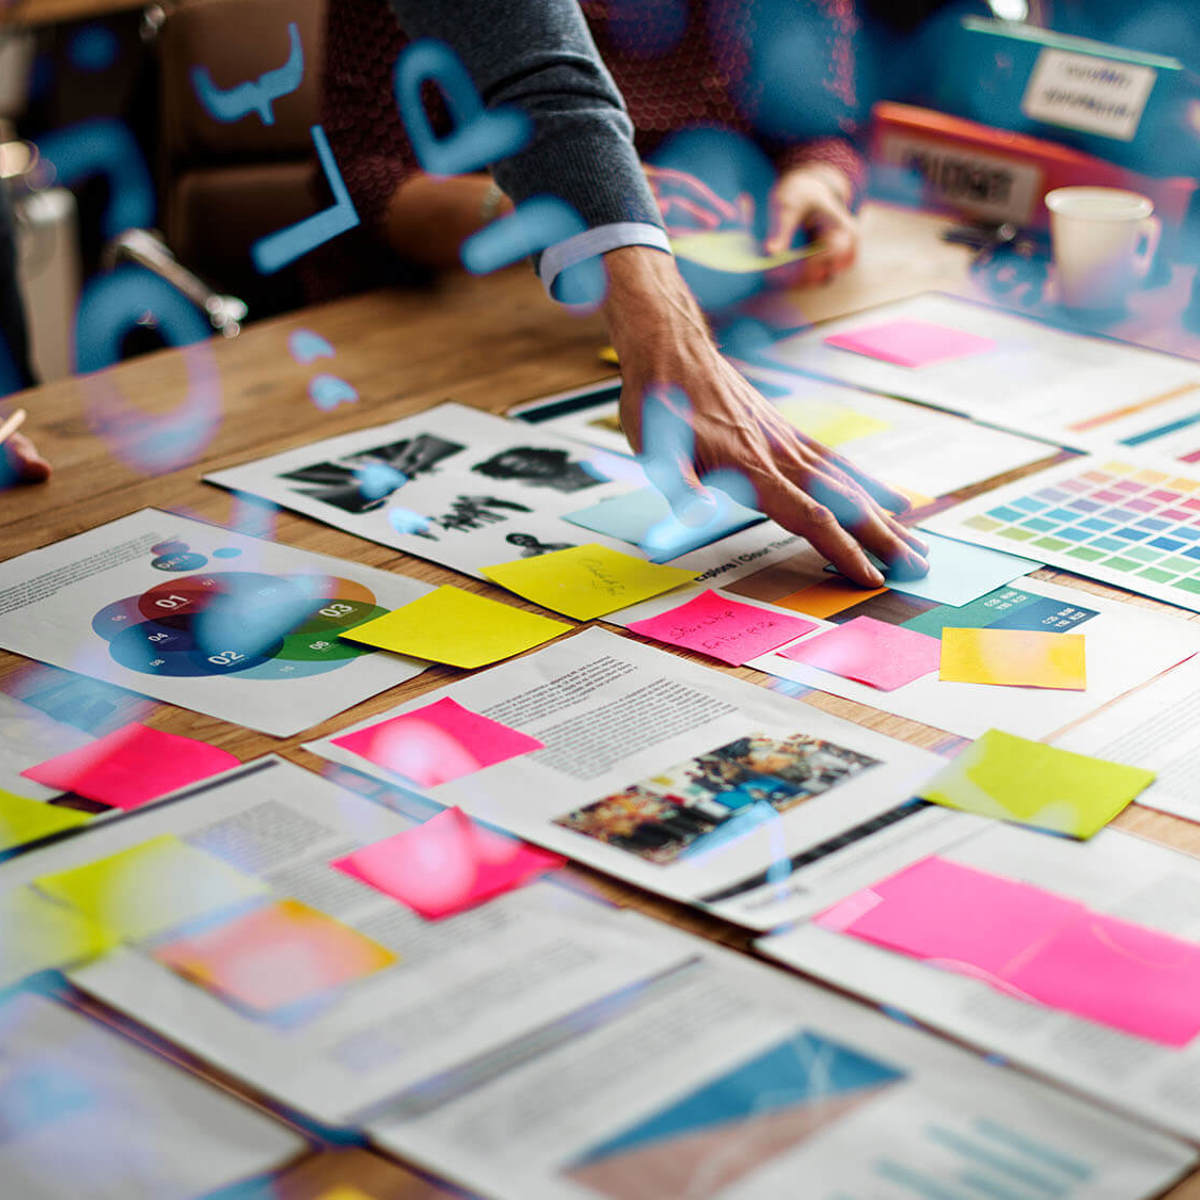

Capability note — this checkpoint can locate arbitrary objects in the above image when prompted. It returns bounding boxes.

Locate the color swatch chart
[926,456,1200,613]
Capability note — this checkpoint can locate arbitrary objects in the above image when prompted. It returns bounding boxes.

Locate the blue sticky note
[826,531,1039,607]
[564,486,765,563]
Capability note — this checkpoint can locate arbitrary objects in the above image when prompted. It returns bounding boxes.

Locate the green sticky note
[0,886,117,988]
[0,790,91,852]
[34,834,269,942]
[918,729,1155,839]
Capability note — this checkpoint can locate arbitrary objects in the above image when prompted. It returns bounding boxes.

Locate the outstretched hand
[601,246,927,588]
[2,432,51,485]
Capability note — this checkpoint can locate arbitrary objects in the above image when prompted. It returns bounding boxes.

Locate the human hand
[763,163,859,286]
[2,432,50,484]
[601,247,927,587]
[644,164,751,237]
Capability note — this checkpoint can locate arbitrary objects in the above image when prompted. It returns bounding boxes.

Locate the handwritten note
[22,723,239,811]
[153,899,395,1014]
[917,728,1153,838]
[331,697,544,788]
[779,616,941,691]
[819,856,1200,1046]
[940,628,1087,690]
[0,789,90,852]
[628,590,817,665]
[824,320,997,368]
[34,834,270,942]
[482,544,695,621]
[332,807,565,920]
[339,586,570,668]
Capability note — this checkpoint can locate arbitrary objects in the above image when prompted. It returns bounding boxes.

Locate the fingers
[3,433,50,484]
[764,193,805,257]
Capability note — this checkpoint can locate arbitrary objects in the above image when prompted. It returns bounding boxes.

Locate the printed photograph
[471,445,605,493]
[278,434,466,513]
[554,732,880,864]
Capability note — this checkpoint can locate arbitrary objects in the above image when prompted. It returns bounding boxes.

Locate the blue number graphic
[190,21,304,125]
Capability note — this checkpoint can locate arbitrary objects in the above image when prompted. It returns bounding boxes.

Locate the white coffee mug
[1045,186,1161,311]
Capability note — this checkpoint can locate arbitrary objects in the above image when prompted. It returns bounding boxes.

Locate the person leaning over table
[0,184,49,484]
[324,0,929,588]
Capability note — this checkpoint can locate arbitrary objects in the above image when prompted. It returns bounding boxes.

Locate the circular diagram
[92,571,388,681]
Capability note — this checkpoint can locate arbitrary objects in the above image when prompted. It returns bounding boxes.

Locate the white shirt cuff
[538,222,672,299]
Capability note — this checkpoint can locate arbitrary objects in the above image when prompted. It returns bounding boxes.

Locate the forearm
[383,173,511,269]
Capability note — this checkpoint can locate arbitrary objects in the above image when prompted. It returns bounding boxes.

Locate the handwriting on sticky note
[824,320,997,368]
[482,544,695,621]
[332,807,564,920]
[820,856,1200,1045]
[21,723,239,811]
[331,697,544,788]
[34,834,270,942]
[628,590,816,666]
[939,628,1087,690]
[339,585,570,669]
[917,728,1152,837]
[779,616,940,691]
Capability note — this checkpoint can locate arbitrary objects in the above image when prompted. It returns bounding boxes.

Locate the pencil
[0,409,27,448]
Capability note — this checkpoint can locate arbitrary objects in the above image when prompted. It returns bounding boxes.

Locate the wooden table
[6,201,1200,1199]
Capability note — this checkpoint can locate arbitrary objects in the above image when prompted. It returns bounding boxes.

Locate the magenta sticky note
[21,723,239,811]
[627,590,817,666]
[331,697,544,787]
[778,616,940,691]
[824,319,997,368]
[1007,914,1200,1047]
[816,857,1081,978]
[331,806,566,919]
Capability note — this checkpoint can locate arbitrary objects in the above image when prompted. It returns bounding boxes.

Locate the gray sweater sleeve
[386,0,664,233]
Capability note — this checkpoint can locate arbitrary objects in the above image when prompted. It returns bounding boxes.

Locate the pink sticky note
[332,806,566,920]
[1007,914,1200,1047]
[331,697,544,787]
[627,590,817,666]
[824,319,997,368]
[817,857,1082,978]
[778,616,940,691]
[21,723,238,811]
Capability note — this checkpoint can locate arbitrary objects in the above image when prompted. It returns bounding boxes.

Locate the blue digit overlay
[190,21,304,125]
[251,125,359,274]
[393,39,530,176]
[35,119,154,237]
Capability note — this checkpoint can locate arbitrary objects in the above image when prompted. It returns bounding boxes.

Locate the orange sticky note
[774,579,887,620]
[939,628,1087,690]
[153,899,396,1015]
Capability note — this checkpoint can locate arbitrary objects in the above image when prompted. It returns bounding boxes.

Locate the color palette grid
[927,457,1200,613]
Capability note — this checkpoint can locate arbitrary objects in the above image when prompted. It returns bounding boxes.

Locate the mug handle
[1133,215,1161,281]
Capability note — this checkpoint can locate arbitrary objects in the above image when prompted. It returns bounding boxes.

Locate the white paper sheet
[925,450,1200,617]
[759,822,1200,1142]
[1054,655,1200,823]
[0,692,94,801]
[512,371,1056,503]
[0,509,433,737]
[763,292,1200,454]
[206,402,805,587]
[0,757,690,1126]
[368,938,1195,1200]
[0,993,305,1199]
[308,628,977,930]
[740,574,1200,741]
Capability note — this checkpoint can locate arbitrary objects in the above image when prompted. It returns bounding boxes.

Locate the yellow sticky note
[777,401,890,448]
[939,627,1086,690]
[0,886,117,987]
[671,229,818,273]
[918,728,1155,838]
[598,345,619,365]
[339,585,571,668]
[0,789,91,851]
[775,579,887,619]
[35,834,270,943]
[482,544,696,621]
